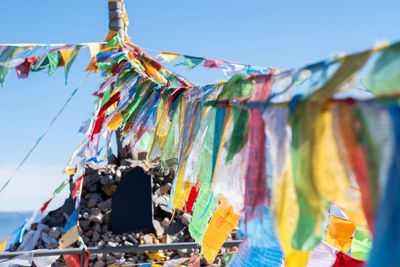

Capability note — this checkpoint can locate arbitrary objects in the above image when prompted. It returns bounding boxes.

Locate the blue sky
[0,0,399,212]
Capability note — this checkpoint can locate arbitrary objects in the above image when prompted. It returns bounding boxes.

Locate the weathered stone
[102,184,118,197]
[83,212,89,220]
[153,220,164,237]
[105,254,116,261]
[142,234,154,245]
[89,253,97,261]
[92,231,100,242]
[97,199,112,210]
[102,224,109,234]
[159,183,172,195]
[112,252,124,259]
[181,213,192,226]
[48,227,62,239]
[97,240,105,247]
[107,241,118,247]
[85,229,94,238]
[86,182,99,193]
[161,234,172,244]
[100,175,114,186]
[93,223,101,233]
[123,240,133,246]
[89,208,103,224]
[161,217,170,228]
[79,219,91,230]
[96,253,105,261]
[103,212,111,225]
[177,248,188,257]
[93,260,105,267]
[88,198,99,208]
[154,195,169,206]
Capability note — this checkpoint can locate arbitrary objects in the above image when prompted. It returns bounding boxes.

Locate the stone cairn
[10,152,239,267]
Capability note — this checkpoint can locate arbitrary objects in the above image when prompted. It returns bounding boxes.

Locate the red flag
[204,58,224,68]
[185,185,199,213]
[40,199,52,214]
[64,251,89,267]
[16,56,37,78]
[71,177,83,199]
[89,116,105,141]
[332,251,366,267]
[97,91,120,118]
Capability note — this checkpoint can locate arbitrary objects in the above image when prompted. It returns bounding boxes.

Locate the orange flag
[0,237,9,252]
[324,215,357,252]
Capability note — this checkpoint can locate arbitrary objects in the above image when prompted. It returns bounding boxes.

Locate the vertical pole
[80,250,85,267]
[107,0,132,160]
[108,0,125,39]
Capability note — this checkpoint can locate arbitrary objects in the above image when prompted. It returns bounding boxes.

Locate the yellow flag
[313,109,362,213]
[159,52,181,62]
[59,49,74,66]
[59,225,80,249]
[86,43,100,59]
[273,157,310,266]
[0,237,9,252]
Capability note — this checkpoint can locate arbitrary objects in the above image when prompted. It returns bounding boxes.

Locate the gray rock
[112,252,124,259]
[96,253,105,261]
[97,199,112,210]
[123,240,133,246]
[142,234,154,244]
[89,253,97,261]
[85,229,94,237]
[101,224,109,234]
[92,231,100,242]
[153,220,164,237]
[97,240,105,247]
[93,260,105,267]
[79,219,91,230]
[48,227,62,239]
[83,212,89,220]
[107,241,118,247]
[102,184,118,197]
[181,213,192,226]
[161,217,170,228]
[93,223,101,233]
[86,182,99,193]
[100,175,114,186]
[88,208,103,224]
[159,183,172,195]
[88,198,99,208]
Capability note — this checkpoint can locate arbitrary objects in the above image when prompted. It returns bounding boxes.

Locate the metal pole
[0,240,242,259]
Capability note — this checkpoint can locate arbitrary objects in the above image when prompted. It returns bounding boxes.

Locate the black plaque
[111,167,154,234]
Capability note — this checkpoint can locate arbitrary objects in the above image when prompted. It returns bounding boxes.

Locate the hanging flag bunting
[204,58,224,68]
[222,63,246,77]
[180,56,204,69]
[158,52,181,62]
[16,56,37,78]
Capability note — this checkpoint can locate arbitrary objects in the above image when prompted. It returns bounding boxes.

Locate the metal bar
[0,240,242,259]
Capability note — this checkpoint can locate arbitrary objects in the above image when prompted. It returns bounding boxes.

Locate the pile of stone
[10,155,238,267]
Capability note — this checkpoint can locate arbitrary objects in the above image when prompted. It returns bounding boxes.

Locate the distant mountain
[0,211,33,241]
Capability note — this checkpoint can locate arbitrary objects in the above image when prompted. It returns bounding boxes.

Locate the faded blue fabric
[368,106,400,267]
[230,207,284,266]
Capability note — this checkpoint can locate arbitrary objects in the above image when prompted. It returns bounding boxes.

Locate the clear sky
[0,0,399,212]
